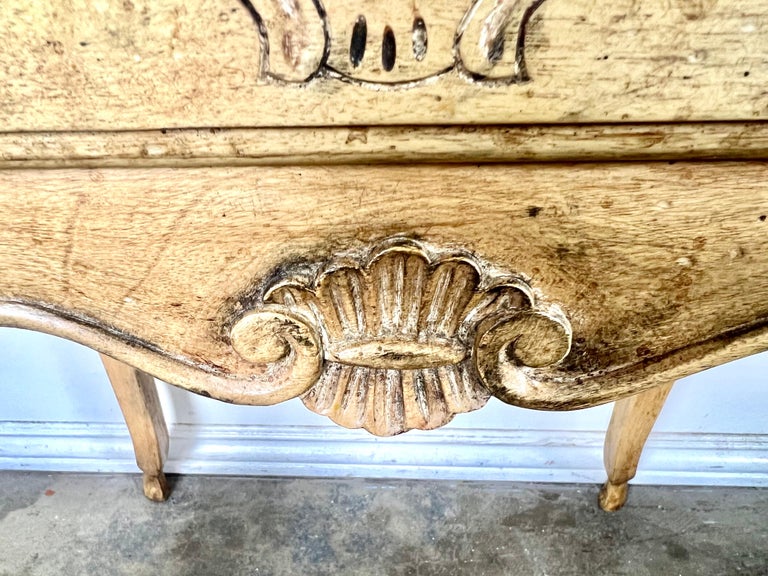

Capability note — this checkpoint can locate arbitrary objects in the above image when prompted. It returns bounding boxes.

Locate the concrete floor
[0,472,766,576]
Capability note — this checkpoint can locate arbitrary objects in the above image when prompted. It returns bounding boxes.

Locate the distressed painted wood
[99,354,170,501]
[0,163,766,415]
[1,0,767,130]
[599,382,675,511]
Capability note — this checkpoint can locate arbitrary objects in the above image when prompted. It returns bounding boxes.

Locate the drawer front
[1,0,766,130]
[1,162,767,424]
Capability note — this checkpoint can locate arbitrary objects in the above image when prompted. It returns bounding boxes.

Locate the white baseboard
[1,421,767,486]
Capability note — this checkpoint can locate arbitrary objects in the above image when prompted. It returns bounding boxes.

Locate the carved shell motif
[230,239,571,436]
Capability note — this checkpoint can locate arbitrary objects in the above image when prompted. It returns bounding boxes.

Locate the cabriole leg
[599,382,674,511]
[100,354,170,501]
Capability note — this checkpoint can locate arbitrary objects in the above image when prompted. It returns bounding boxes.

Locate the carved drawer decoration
[246,0,546,84]
[230,238,571,435]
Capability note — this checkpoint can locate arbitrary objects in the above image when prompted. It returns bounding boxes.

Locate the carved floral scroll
[240,0,547,84]
[229,238,571,435]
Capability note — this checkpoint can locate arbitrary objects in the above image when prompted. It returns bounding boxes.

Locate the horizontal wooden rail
[1,123,767,169]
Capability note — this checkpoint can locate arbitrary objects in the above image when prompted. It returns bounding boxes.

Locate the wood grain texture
[599,382,674,511]
[1,0,767,130]
[1,162,766,409]
[3,124,768,169]
[100,354,170,501]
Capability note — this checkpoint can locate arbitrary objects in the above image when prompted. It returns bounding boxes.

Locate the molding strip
[2,123,768,169]
[1,421,766,487]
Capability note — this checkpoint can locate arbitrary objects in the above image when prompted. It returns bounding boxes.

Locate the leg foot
[143,472,170,502]
[100,354,171,502]
[598,481,629,512]
[600,382,674,511]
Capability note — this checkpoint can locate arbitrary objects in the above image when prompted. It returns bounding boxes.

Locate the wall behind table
[1,328,766,486]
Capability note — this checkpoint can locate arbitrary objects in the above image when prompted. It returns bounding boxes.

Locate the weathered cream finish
[1,0,766,509]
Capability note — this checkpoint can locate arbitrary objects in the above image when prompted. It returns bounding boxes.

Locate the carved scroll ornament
[240,0,547,84]
[230,239,571,435]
